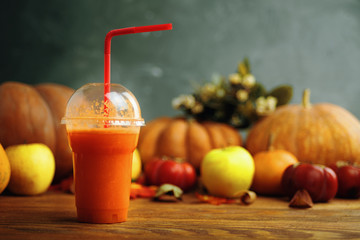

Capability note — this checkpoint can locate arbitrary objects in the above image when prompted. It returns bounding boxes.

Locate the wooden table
[1,190,360,239]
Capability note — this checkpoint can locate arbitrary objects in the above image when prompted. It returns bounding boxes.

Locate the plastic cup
[61,23,171,223]
[62,83,144,223]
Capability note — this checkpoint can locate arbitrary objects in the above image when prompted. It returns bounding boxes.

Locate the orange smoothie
[67,128,139,223]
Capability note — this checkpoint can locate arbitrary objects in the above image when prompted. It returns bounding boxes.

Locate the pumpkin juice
[67,127,139,223]
[62,83,145,223]
[62,24,172,223]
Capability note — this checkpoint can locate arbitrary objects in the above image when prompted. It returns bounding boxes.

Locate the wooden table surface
[1,190,360,240]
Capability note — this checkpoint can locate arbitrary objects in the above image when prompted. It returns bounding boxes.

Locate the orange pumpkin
[246,89,360,165]
[0,81,74,182]
[251,149,298,196]
[138,117,243,169]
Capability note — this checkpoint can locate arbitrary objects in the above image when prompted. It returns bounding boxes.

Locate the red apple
[329,162,360,199]
[281,163,338,202]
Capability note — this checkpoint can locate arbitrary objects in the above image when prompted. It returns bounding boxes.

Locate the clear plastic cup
[62,83,144,223]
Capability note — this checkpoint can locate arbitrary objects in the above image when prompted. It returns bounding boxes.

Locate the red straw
[104,23,172,114]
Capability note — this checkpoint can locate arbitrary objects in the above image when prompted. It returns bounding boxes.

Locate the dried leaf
[49,176,74,194]
[154,184,183,202]
[130,183,157,199]
[195,192,236,205]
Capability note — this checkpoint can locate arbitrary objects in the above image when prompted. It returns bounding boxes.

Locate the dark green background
[2,0,360,122]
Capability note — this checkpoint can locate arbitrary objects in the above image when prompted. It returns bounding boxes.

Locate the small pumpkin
[0,81,74,182]
[138,117,242,169]
[246,89,360,166]
[251,149,298,196]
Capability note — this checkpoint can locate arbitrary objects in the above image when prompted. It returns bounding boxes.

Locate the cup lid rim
[61,117,145,126]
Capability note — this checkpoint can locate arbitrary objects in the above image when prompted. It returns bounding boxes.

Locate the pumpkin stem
[174,157,186,163]
[267,133,275,151]
[302,89,311,109]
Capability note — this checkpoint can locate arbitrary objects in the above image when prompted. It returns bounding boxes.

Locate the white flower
[216,88,226,98]
[191,102,204,114]
[199,83,216,102]
[202,83,216,94]
[172,95,195,109]
[229,73,242,84]
[242,74,256,88]
[211,73,223,85]
[236,90,249,102]
[255,96,278,116]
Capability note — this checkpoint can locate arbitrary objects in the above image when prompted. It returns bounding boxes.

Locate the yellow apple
[201,146,255,198]
[132,148,142,181]
[0,144,11,194]
[6,143,55,195]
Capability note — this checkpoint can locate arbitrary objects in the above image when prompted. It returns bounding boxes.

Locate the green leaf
[268,85,293,106]
[238,58,251,75]
[249,83,267,100]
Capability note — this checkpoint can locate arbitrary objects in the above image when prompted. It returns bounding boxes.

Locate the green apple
[201,146,255,198]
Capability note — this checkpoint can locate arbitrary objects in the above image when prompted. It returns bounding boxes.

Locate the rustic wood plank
[1,191,360,239]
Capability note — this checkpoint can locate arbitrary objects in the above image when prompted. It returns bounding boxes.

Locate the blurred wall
[2,0,360,122]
